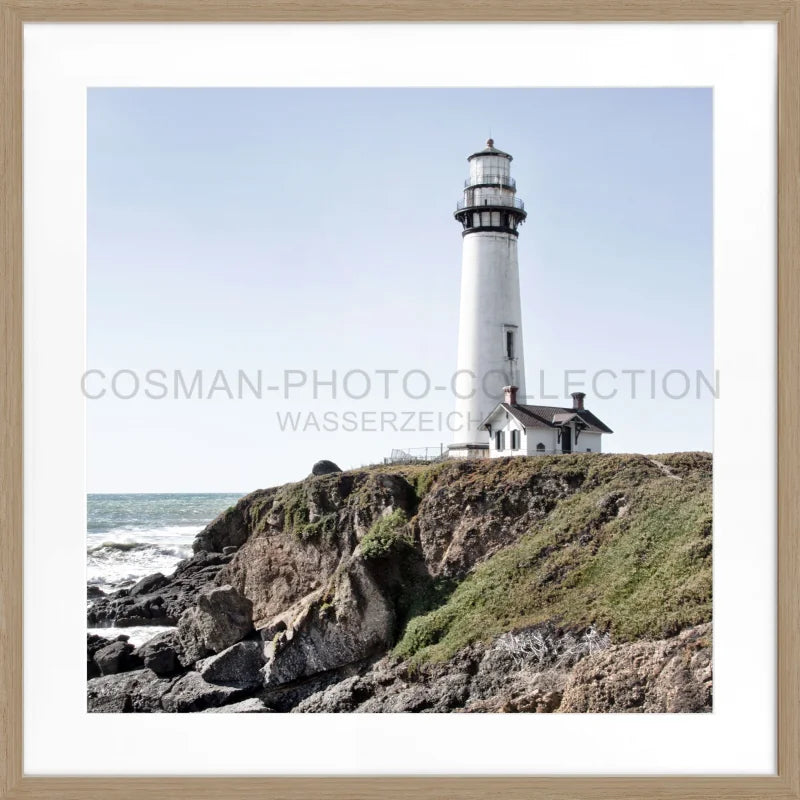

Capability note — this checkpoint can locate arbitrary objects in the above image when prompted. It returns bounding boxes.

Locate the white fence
[384,446,600,464]
[385,446,448,464]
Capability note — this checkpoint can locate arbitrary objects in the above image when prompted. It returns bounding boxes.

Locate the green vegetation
[406,462,450,502]
[299,513,338,542]
[249,491,279,535]
[360,509,412,559]
[393,453,712,665]
[394,575,457,636]
[280,483,310,533]
[238,452,712,668]
[247,481,339,542]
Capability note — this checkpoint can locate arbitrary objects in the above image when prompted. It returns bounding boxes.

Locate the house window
[510,429,520,450]
[495,430,505,451]
[536,442,546,453]
[506,331,514,359]
[586,448,592,452]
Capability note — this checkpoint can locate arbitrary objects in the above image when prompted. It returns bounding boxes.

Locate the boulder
[261,560,394,689]
[311,460,342,476]
[222,546,238,556]
[196,640,265,689]
[87,669,176,712]
[94,640,143,676]
[202,698,272,713]
[135,629,184,676]
[87,585,106,599]
[161,671,250,713]
[294,675,373,713]
[177,585,254,666]
[128,572,169,597]
[87,551,235,628]
[261,669,346,713]
[87,639,102,678]
[87,633,128,647]
[87,633,120,678]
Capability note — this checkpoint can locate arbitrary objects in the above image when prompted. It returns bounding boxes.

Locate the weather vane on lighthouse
[449,139,528,458]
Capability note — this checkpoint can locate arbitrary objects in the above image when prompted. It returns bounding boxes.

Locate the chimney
[504,385,518,405]
[571,392,586,410]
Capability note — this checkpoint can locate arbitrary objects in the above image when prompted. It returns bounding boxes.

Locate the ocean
[87,492,242,645]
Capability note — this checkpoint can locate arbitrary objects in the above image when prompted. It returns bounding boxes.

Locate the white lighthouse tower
[450,140,528,458]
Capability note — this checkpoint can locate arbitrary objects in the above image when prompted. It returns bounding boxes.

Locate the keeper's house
[483,387,613,457]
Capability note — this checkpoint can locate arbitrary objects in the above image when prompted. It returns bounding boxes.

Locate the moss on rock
[360,509,412,559]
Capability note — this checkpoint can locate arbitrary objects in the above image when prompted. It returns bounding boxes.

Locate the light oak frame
[1,3,797,797]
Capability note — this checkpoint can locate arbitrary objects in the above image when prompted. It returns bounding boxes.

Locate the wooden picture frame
[1,2,797,797]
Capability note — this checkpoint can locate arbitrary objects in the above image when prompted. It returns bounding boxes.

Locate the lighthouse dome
[467,138,513,161]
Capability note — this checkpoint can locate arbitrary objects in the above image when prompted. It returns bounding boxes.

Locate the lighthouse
[449,140,528,458]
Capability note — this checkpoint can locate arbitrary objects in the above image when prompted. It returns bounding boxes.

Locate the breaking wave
[86,494,242,594]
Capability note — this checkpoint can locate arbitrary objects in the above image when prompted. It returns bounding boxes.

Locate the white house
[482,387,613,457]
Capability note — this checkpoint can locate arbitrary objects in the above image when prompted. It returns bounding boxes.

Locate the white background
[24,23,776,775]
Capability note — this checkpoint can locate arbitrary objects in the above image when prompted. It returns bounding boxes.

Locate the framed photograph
[2,2,798,798]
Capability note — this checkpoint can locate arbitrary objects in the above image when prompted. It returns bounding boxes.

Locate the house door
[561,427,572,454]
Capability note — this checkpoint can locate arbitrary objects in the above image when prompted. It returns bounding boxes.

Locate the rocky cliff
[87,452,712,713]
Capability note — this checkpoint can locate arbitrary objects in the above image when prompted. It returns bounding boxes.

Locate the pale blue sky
[88,88,713,493]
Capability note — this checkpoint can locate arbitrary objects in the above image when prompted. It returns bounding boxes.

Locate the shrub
[360,509,411,559]
[495,625,611,670]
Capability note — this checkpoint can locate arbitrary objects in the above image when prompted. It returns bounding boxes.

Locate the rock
[161,671,250,713]
[559,624,712,713]
[87,550,235,628]
[468,688,563,713]
[87,456,713,713]
[94,640,143,676]
[192,490,276,554]
[295,675,371,713]
[262,668,350,713]
[294,659,473,714]
[197,640,265,688]
[88,669,177,712]
[177,585,254,666]
[261,560,394,689]
[87,585,105,599]
[416,461,586,579]
[87,633,114,678]
[311,460,342,476]
[295,624,711,715]
[221,472,415,629]
[128,572,169,597]
[135,630,184,676]
[291,627,594,714]
[202,698,273,713]
[87,632,115,655]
